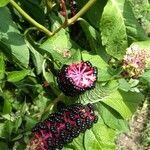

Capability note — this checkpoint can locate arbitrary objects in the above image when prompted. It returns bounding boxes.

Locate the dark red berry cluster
[70,0,77,17]
[57,61,97,96]
[30,103,98,150]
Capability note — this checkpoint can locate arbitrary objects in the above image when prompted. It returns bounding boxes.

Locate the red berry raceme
[57,61,97,96]
[28,103,98,150]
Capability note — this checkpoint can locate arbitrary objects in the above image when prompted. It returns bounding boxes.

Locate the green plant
[0,0,150,149]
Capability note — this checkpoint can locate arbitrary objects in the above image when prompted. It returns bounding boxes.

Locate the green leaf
[140,70,150,85]
[14,117,22,132]
[64,134,85,150]
[4,120,14,137]
[25,35,44,74]
[25,116,37,131]
[3,98,12,114]
[96,102,128,131]
[103,90,144,119]
[0,142,8,150]
[0,7,29,67]
[118,78,131,92]
[0,123,5,138]
[2,90,14,114]
[100,0,128,59]
[40,29,80,64]
[82,52,111,81]
[78,83,111,104]
[133,40,150,48]
[0,53,5,80]
[78,81,119,104]
[0,0,9,7]
[7,70,30,83]
[84,118,116,150]
[79,81,143,119]
[123,0,149,42]
[79,19,103,54]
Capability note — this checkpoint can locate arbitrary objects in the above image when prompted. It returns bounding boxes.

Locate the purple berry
[57,61,97,96]
[28,103,98,150]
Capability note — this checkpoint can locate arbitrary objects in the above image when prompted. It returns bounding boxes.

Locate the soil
[116,100,150,150]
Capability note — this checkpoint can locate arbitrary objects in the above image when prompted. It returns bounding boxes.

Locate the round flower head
[122,44,150,78]
[27,103,98,150]
[57,61,97,96]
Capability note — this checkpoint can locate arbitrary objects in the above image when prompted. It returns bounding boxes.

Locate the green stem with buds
[67,0,97,26]
[51,0,97,36]
[9,0,97,37]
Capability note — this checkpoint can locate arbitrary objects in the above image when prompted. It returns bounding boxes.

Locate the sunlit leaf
[0,0,9,7]
[100,0,128,59]
[0,7,29,67]
[7,70,30,83]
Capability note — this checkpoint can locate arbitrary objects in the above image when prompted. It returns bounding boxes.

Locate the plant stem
[67,0,97,26]
[51,0,97,36]
[35,93,64,120]
[45,93,64,113]
[9,0,52,36]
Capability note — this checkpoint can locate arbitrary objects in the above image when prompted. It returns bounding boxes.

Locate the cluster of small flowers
[57,61,97,96]
[122,44,150,78]
[28,103,98,150]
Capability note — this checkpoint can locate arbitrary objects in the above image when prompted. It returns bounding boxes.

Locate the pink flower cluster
[123,44,150,78]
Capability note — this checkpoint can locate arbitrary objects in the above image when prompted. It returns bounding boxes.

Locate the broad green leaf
[25,116,37,131]
[0,0,9,7]
[102,90,144,119]
[0,7,29,67]
[84,118,116,150]
[3,98,12,114]
[40,29,76,64]
[82,52,111,81]
[79,19,103,54]
[118,78,131,92]
[25,35,44,74]
[140,70,150,85]
[78,83,111,104]
[2,90,14,114]
[78,81,119,104]
[96,102,128,131]
[64,134,85,150]
[0,142,8,150]
[0,53,5,80]
[78,81,142,119]
[7,70,30,83]
[14,117,22,132]
[4,120,14,137]
[100,0,128,59]
[123,0,149,42]
[0,123,5,138]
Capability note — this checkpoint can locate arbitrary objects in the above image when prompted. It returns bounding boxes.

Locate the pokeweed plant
[0,0,149,150]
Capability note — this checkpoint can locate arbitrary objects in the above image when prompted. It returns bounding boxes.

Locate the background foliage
[0,0,150,149]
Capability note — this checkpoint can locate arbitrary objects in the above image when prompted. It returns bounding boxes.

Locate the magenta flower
[122,44,150,78]
[57,61,97,96]
[27,103,98,150]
